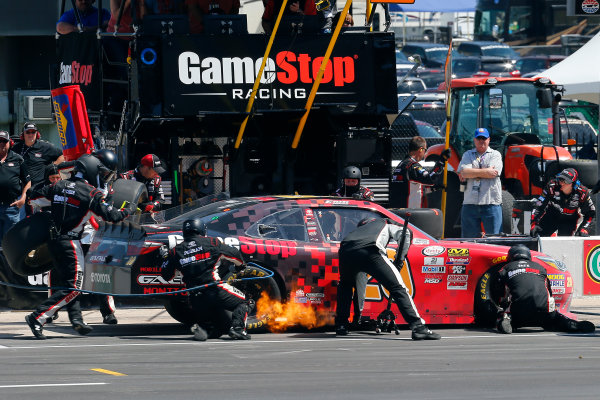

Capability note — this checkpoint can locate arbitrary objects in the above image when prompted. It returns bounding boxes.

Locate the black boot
[25,314,46,340]
[411,324,441,340]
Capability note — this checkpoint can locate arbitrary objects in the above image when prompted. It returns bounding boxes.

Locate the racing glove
[576,228,589,237]
[144,203,155,213]
[530,224,543,237]
[440,148,451,162]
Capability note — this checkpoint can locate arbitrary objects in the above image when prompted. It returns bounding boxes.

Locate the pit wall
[538,237,600,297]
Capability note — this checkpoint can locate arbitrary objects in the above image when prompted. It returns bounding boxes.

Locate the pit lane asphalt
[1,300,600,400]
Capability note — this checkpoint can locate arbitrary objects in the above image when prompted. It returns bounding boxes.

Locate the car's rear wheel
[474,266,503,328]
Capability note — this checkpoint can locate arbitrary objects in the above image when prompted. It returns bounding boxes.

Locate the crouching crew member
[390,136,450,208]
[335,218,441,340]
[24,155,130,340]
[120,154,165,213]
[496,244,595,334]
[334,165,374,201]
[531,168,595,237]
[160,219,253,341]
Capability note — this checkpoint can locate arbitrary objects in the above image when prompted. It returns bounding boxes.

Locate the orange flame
[256,292,335,332]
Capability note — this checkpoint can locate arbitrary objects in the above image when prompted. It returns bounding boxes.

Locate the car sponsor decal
[447,274,468,290]
[423,256,444,266]
[446,257,470,265]
[424,278,442,284]
[239,237,298,258]
[412,238,430,245]
[422,246,445,256]
[422,265,446,273]
[549,274,566,294]
[492,255,507,265]
[447,248,469,256]
[450,265,466,274]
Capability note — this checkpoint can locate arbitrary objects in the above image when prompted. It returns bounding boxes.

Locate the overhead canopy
[537,32,600,104]
[389,0,476,13]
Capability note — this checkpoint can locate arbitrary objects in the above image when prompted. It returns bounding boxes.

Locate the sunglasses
[24,131,37,134]
[0,140,8,144]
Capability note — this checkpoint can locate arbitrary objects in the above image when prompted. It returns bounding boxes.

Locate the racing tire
[501,190,515,235]
[2,212,54,276]
[544,159,598,188]
[110,179,148,210]
[474,266,503,328]
[389,208,443,239]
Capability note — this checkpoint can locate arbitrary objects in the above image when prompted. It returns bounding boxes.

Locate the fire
[256,292,334,332]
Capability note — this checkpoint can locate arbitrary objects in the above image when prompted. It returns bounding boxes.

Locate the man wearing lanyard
[457,128,503,238]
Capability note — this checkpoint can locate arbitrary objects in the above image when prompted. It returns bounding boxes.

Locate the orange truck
[424,77,598,237]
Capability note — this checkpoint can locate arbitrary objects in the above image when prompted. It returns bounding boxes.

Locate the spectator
[331,10,353,29]
[457,128,502,238]
[262,0,317,34]
[530,168,595,237]
[107,0,145,35]
[56,0,111,34]
[186,0,240,33]
[120,154,166,212]
[0,131,30,247]
[333,165,374,201]
[390,136,450,208]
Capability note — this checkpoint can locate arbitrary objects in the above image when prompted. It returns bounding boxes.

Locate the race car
[83,195,574,331]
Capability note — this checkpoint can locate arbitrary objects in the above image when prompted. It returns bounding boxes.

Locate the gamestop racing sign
[159,34,397,114]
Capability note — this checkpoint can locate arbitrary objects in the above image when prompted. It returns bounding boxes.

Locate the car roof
[460,41,511,47]
[403,42,449,49]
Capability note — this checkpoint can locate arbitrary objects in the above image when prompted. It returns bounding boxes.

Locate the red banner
[583,239,600,294]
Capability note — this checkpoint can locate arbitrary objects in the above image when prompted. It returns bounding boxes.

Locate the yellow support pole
[234,0,290,149]
[441,39,453,238]
[366,0,372,30]
[291,0,353,149]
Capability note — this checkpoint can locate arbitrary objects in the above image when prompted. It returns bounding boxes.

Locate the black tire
[388,208,443,239]
[501,190,515,234]
[474,267,503,328]
[544,159,598,188]
[163,297,200,325]
[110,179,148,210]
[2,212,54,276]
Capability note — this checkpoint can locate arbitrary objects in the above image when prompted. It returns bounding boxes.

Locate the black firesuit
[160,234,250,330]
[498,259,583,332]
[333,185,374,201]
[120,168,165,211]
[531,178,595,236]
[27,176,129,325]
[390,156,444,208]
[335,218,425,329]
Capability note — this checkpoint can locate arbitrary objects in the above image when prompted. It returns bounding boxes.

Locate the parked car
[457,41,520,63]
[401,42,458,68]
[397,77,427,94]
[473,56,521,78]
[515,55,566,76]
[396,49,416,76]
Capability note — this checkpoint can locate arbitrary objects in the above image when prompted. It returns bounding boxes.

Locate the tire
[110,179,148,210]
[474,267,503,328]
[388,208,443,239]
[2,212,54,276]
[501,190,515,235]
[163,264,282,333]
[544,159,598,188]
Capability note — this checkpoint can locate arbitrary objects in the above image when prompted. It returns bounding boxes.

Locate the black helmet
[343,166,361,180]
[93,149,118,172]
[74,154,104,186]
[182,219,207,238]
[507,244,531,262]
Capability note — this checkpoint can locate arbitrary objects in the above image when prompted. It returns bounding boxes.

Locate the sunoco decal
[422,246,445,256]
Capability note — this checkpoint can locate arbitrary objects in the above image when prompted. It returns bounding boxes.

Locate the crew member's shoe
[411,325,441,340]
[497,313,513,334]
[46,312,60,324]
[335,325,349,336]
[577,320,596,333]
[25,314,46,340]
[191,324,208,341]
[228,327,251,340]
[102,313,118,325]
[71,319,93,335]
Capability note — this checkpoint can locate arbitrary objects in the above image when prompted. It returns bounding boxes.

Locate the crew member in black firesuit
[24,154,130,339]
[335,217,441,340]
[390,136,451,208]
[120,154,165,213]
[530,168,595,237]
[495,244,595,334]
[160,218,253,341]
[333,165,374,201]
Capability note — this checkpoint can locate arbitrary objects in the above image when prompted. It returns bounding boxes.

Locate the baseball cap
[474,128,490,139]
[22,122,38,132]
[141,154,166,175]
[0,131,10,142]
[557,168,578,184]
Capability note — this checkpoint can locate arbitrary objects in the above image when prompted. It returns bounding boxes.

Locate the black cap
[22,122,38,132]
[0,131,10,142]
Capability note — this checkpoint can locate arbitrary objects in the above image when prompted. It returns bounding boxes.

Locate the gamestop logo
[58,61,94,86]
[178,51,356,98]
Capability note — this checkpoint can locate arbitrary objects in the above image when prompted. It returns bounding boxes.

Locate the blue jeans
[461,204,502,238]
[0,205,21,247]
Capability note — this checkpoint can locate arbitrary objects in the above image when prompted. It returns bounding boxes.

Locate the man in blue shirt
[57,0,111,35]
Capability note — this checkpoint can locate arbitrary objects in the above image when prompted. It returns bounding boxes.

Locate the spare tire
[544,159,598,188]
[389,208,443,239]
[501,190,515,234]
[2,212,54,276]
[110,179,148,210]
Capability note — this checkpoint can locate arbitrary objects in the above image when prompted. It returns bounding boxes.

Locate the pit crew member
[120,153,165,213]
[333,165,374,201]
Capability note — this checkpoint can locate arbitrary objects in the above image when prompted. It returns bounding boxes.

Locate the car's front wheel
[474,266,503,328]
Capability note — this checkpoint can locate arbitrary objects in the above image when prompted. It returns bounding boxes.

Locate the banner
[56,32,101,110]
[584,239,600,294]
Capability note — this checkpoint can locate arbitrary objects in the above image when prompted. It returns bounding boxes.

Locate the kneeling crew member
[335,218,441,340]
[496,244,595,334]
[120,154,165,213]
[160,219,252,341]
[25,155,130,340]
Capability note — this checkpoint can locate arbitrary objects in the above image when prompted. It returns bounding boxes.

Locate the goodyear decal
[492,255,507,265]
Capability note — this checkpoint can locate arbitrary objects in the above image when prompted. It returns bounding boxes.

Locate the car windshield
[415,121,442,138]
[453,58,480,74]
[396,50,411,64]
[481,45,519,59]
[481,61,516,73]
[398,79,426,94]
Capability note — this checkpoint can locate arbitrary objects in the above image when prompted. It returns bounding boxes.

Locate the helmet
[93,149,118,184]
[507,244,531,262]
[343,166,361,180]
[74,154,104,186]
[182,219,207,238]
